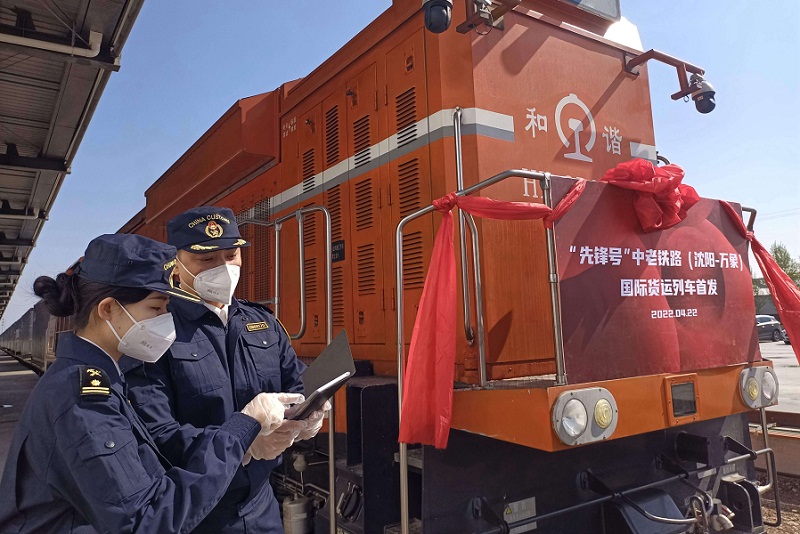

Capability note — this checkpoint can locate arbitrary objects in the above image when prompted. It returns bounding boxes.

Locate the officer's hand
[245,419,307,463]
[241,392,305,434]
[296,400,331,442]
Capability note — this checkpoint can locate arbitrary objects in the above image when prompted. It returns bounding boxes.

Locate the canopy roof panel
[0,0,145,317]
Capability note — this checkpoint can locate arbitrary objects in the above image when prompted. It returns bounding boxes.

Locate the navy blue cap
[75,234,199,302]
[166,206,250,254]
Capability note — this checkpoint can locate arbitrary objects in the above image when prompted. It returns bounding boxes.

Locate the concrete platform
[760,341,800,415]
[0,351,39,479]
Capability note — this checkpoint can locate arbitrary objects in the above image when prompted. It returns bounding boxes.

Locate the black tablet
[286,330,355,421]
[287,371,351,421]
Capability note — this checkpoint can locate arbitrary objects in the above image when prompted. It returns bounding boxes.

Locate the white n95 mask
[179,260,240,305]
[107,301,176,363]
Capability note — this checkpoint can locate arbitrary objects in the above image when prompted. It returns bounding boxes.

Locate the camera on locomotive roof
[422,0,453,34]
[690,73,716,114]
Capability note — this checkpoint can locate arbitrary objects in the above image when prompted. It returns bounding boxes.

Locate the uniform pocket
[76,428,150,503]
[169,342,225,397]
[241,331,281,380]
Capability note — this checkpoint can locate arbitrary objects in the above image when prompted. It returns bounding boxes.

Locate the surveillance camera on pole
[422,0,453,34]
[690,73,716,114]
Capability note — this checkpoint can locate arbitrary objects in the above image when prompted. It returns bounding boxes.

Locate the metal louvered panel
[325,105,340,166]
[332,266,345,327]
[303,205,317,247]
[395,86,417,148]
[237,197,273,302]
[357,243,376,295]
[353,115,371,167]
[402,231,425,289]
[397,158,421,217]
[304,257,318,302]
[252,223,272,302]
[302,148,315,193]
[354,178,373,231]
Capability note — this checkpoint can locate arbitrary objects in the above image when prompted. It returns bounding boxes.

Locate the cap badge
[205,220,224,239]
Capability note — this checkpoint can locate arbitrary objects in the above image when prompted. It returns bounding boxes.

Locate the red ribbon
[399,179,585,449]
[721,202,800,365]
[600,158,700,233]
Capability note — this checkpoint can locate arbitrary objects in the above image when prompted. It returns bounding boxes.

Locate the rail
[741,206,757,232]
[240,205,336,534]
[395,168,573,534]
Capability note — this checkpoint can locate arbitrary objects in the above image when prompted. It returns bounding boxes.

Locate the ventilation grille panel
[354,178,373,231]
[353,115,371,167]
[302,148,316,193]
[357,244,376,295]
[325,106,340,166]
[397,158,421,217]
[402,231,425,290]
[332,266,345,327]
[395,87,418,148]
[304,258,318,302]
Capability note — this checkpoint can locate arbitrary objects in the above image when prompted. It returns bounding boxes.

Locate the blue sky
[2,1,798,328]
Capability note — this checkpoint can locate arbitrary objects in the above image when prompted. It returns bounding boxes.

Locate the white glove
[241,392,305,434]
[244,419,307,464]
[295,400,331,442]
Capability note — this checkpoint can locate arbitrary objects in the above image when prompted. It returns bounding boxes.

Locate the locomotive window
[557,0,621,22]
[671,382,697,418]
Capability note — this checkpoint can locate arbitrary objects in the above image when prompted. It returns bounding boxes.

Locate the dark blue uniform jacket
[122,297,306,533]
[0,333,260,533]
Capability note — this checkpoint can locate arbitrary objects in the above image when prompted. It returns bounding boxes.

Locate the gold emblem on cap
[233,239,247,246]
[190,244,219,251]
[205,221,224,239]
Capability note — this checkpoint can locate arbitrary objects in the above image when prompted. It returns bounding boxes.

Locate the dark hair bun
[33,273,77,317]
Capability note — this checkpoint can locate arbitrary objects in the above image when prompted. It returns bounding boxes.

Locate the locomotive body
[5,1,781,532]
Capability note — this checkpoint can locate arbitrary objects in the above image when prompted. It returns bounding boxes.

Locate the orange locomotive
[119,1,782,532]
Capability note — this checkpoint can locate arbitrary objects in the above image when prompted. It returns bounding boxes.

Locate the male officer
[123,207,322,533]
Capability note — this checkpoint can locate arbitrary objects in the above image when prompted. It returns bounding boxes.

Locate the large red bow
[601,158,699,232]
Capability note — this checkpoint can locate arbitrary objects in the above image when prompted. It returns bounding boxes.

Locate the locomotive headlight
[594,399,614,429]
[745,377,759,401]
[762,371,778,403]
[562,399,588,437]
[739,367,779,409]
[552,388,618,446]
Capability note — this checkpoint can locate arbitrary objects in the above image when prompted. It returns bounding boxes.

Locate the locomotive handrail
[453,107,475,346]
[741,206,757,232]
[240,205,336,534]
[395,168,572,534]
[241,207,332,341]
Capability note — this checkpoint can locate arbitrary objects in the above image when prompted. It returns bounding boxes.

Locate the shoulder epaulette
[77,366,111,398]
[238,299,275,315]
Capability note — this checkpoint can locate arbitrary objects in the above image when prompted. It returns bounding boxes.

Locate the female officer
[0,234,305,533]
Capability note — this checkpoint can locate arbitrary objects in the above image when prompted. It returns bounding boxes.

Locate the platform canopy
[0,0,145,317]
